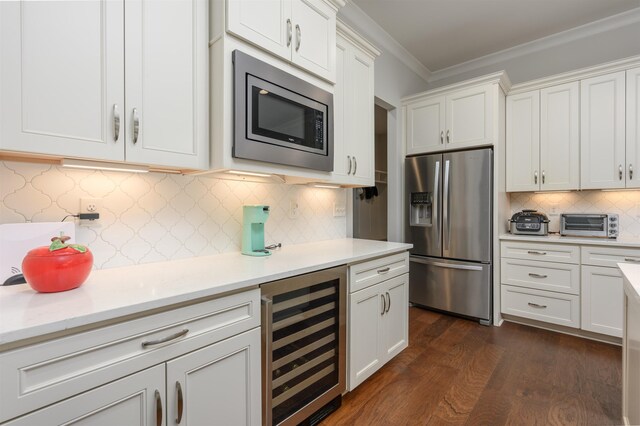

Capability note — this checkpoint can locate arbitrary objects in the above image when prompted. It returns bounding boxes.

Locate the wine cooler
[261,266,347,426]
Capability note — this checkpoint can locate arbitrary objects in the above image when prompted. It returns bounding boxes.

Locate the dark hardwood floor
[322,307,622,425]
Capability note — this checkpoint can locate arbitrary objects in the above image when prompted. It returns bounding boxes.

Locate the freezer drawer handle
[142,329,189,348]
[377,267,391,274]
[527,251,547,255]
[528,302,547,309]
[410,256,483,271]
[528,273,548,279]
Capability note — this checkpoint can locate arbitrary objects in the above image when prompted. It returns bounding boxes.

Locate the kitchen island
[0,238,411,425]
[619,263,640,425]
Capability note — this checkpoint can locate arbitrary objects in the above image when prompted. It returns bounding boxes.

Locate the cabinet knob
[385,292,391,313]
[619,164,623,181]
[446,129,450,143]
[440,131,444,144]
[295,24,301,51]
[286,19,292,47]
[176,381,184,424]
[630,164,634,181]
[381,294,386,315]
[113,104,120,142]
[155,390,163,426]
[132,108,140,144]
[534,171,538,185]
[542,170,545,185]
[353,156,357,175]
[347,155,352,174]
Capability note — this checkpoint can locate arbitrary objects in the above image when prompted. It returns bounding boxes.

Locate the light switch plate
[333,203,346,217]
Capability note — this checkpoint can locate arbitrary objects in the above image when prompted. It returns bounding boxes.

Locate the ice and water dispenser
[409,192,433,227]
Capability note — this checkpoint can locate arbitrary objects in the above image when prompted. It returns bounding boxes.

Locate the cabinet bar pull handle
[630,164,634,180]
[528,273,548,279]
[440,131,444,144]
[446,129,450,143]
[377,267,390,274]
[295,24,301,51]
[385,292,391,313]
[619,164,623,180]
[624,258,640,263]
[347,155,352,174]
[132,108,140,144]
[113,104,120,142]
[534,171,538,185]
[142,329,189,348]
[176,381,184,424]
[286,19,292,47]
[381,294,386,315]
[542,170,545,185]
[155,390,163,426]
[527,250,547,255]
[353,156,357,175]
[528,302,547,309]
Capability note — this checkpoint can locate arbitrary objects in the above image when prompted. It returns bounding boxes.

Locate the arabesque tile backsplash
[510,190,640,237]
[0,161,346,269]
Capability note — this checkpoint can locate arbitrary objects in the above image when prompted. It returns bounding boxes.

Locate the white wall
[338,3,429,242]
[427,11,640,88]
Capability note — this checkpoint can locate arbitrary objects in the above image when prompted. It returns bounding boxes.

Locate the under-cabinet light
[61,159,149,173]
[227,170,273,178]
[312,184,341,189]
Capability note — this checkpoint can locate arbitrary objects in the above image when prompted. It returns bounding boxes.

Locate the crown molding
[337,20,381,58]
[428,7,640,83]
[402,71,511,104]
[339,1,431,82]
[508,54,640,95]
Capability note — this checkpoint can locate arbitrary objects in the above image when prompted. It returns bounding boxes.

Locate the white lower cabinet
[348,252,409,391]
[581,266,623,337]
[0,290,261,425]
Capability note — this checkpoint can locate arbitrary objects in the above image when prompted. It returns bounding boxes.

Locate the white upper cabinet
[627,67,640,189]
[0,0,125,161]
[580,71,626,190]
[0,0,209,170]
[330,23,378,186]
[445,84,493,149]
[125,0,209,169]
[226,0,337,82]
[403,74,506,156]
[405,96,446,156]
[540,82,580,191]
[506,91,540,192]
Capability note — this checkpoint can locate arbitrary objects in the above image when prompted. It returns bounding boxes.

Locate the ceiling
[352,0,640,73]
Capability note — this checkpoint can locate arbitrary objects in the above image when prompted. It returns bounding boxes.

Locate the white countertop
[0,238,411,347]
[618,263,640,304]
[500,233,640,248]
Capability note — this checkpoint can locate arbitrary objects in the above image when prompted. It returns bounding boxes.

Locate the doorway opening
[353,104,388,241]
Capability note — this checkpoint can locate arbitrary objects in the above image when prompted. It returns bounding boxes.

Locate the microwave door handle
[443,159,450,251]
[433,160,440,249]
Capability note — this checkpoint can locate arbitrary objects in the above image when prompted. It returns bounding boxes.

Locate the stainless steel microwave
[560,213,619,238]
[233,50,334,172]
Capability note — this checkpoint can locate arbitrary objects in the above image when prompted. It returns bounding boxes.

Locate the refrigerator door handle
[410,256,483,271]
[443,159,451,251]
[433,160,440,248]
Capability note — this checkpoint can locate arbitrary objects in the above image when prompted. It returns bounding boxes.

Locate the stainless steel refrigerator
[405,148,492,324]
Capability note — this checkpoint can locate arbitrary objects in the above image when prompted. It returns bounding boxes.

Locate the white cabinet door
[166,328,261,426]
[506,90,540,192]
[6,365,164,426]
[349,48,375,184]
[540,82,580,191]
[627,67,640,189]
[125,0,208,169]
[581,266,623,338]
[0,0,125,161]
[405,96,446,155]
[226,0,292,61]
[581,71,626,190]
[291,0,336,82]
[331,35,349,180]
[348,283,383,391]
[445,84,493,149]
[381,274,408,362]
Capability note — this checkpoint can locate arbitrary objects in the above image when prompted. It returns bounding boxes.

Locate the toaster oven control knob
[610,216,617,221]
[611,223,617,228]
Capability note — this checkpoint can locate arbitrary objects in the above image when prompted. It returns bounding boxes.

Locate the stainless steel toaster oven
[560,214,618,238]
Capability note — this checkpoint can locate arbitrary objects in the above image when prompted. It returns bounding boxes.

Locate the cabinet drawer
[501,285,580,328]
[349,252,409,293]
[581,245,640,268]
[501,258,580,295]
[501,241,580,264]
[0,289,260,423]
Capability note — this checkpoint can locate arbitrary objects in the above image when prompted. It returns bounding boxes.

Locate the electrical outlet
[80,198,102,225]
[333,203,346,217]
[288,199,299,219]
[549,204,559,216]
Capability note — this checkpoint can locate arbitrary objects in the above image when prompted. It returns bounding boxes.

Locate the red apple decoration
[22,236,93,293]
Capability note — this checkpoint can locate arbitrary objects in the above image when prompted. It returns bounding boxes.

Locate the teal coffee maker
[242,205,271,256]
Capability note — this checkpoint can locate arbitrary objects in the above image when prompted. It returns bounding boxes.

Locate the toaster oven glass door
[563,217,605,232]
